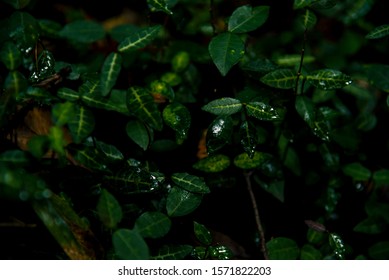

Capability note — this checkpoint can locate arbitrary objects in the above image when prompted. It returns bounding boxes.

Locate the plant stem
[294,28,308,95]
[209,0,217,35]
[244,171,269,260]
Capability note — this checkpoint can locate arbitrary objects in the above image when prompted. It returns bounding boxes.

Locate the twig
[244,171,269,260]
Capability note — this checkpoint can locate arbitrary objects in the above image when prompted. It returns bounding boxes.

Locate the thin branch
[294,28,308,95]
[244,171,269,260]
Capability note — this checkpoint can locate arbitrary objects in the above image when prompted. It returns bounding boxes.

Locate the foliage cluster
[1,0,389,259]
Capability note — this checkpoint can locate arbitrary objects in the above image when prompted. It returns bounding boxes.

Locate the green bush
[1,0,389,260]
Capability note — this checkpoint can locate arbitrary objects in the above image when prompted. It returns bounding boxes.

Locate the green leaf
[27,135,50,158]
[4,71,27,96]
[162,103,191,144]
[134,212,171,238]
[117,25,161,53]
[113,229,149,260]
[193,221,212,246]
[262,180,285,203]
[306,69,352,90]
[0,150,29,165]
[267,237,300,260]
[310,0,337,10]
[208,32,245,76]
[52,101,75,126]
[70,145,109,172]
[147,0,173,15]
[126,120,152,151]
[342,162,371,181]
[48,126,67,157]
[29,50,56,83]
[8,11,40,52]
[299,9,317,29]
[293,0,315,9]
[260,69,297,89]
[206,116,234,154]
[0,41,22,70]
[367,64,389,91]
[79,78,101,96]
[193,154,230,173]
[97,189,123,229]
[239,121,258,159]
[234,151,268,169]
[127,87,163,131]
[68,105,95,144]
[100,52,122,96]
[228,5,269,33]
[353,216,386,234]
[295,95,315,126]
[246,101,281,121]
[275,54,315,67]
[166,186,203,217]
[368,241,389,260]
[209,245,234,260]
[171,173,210,194]
[152,245,193,260]
[95,141,124,162]
[59,20,105,43]
[373,169,389,186]
[3,0,31,9]
[57,87,81,102]
[366,24,389,39]
[202,98,242,115]
[329,233,346,259]
[306,227,326,245]
[300,244,322,260]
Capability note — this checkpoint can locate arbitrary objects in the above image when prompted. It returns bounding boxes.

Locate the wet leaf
[260,69,297,89]
[306,69,352,90]
[68,105,95,144]
[299,9,317,29]
[239,120,258,158]
[209,32,245,76]
[97,189,123,229]
[329,233,346,259]
[147,0,173,15]
[342,162,371,181]
[134,212,171,238]
[166,186,203,217]
[100,52,122,96]
[228,5,269,33]
[193,154,230,173]
[246,101,281,121]
[71,145,109,172]
[8,11,40,52]
[57,87,81,102]
[127,86,163,131]
[0,41,22,70]
[171,173,210,194]
[59,20,105,43]
[163,103,191,144]
[193,221,212,246]
[366,24,389,39]
[293,0,315,9]
[267,237,300,260]
[202,98,242,116]
[234,151,268,169]
[209,245,233,260]
[152,245,193,260]
[113,229,149,260]
[118,25,161,53]
[206,116,234,154]
[126,120,152,151]
[29,50,56,83]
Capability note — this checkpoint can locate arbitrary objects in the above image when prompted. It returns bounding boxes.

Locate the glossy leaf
[267,237,300,260]
[295,95,315,126]
[79,78,101,96]
[117,25,161,53]
[71,146,109,172]
[300,244,322,260]
[126,120,152,151]
[342,162,371,181]
[3,0,31,9]
[306,69,352,90]
[127,87,163,131]
[260,69,297,89]
[5,71,27,96]
[293,0,315,9]
[209,245,234,260]
[68,105,95,144]
[147,0,173,15]
[29,50,56,83]
[367,64,389,91]
[171,173,210,194]
[163,103,191,144]
[246,102,280,121]
[228,5,269,33]
[166,186,203,217]
[193,154,230,173]
[95,141,124,162]
[234,151,267,169]
[329,233,346,259]
[52,101,75,126]
[278,133,301,176]
[8,11,40,52]
[113,229,150,260]
[193,221,212,246]
[57,87,80,102]
[208,32,245,76]
[100,52,122,96]
[97,189,123,229]
[353,216,386,234]
[310,0,337,10]
[368,241,389,260]
[134,212,171,238]
[206,116,234,154]
[202,98,242,116]
[0,41,22,70]
[59,20,105,43]
[152,245,193,260]
[239,120,258,158]
[299,9,317,29]
[366,24,389,39]
[105,166,160,195]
